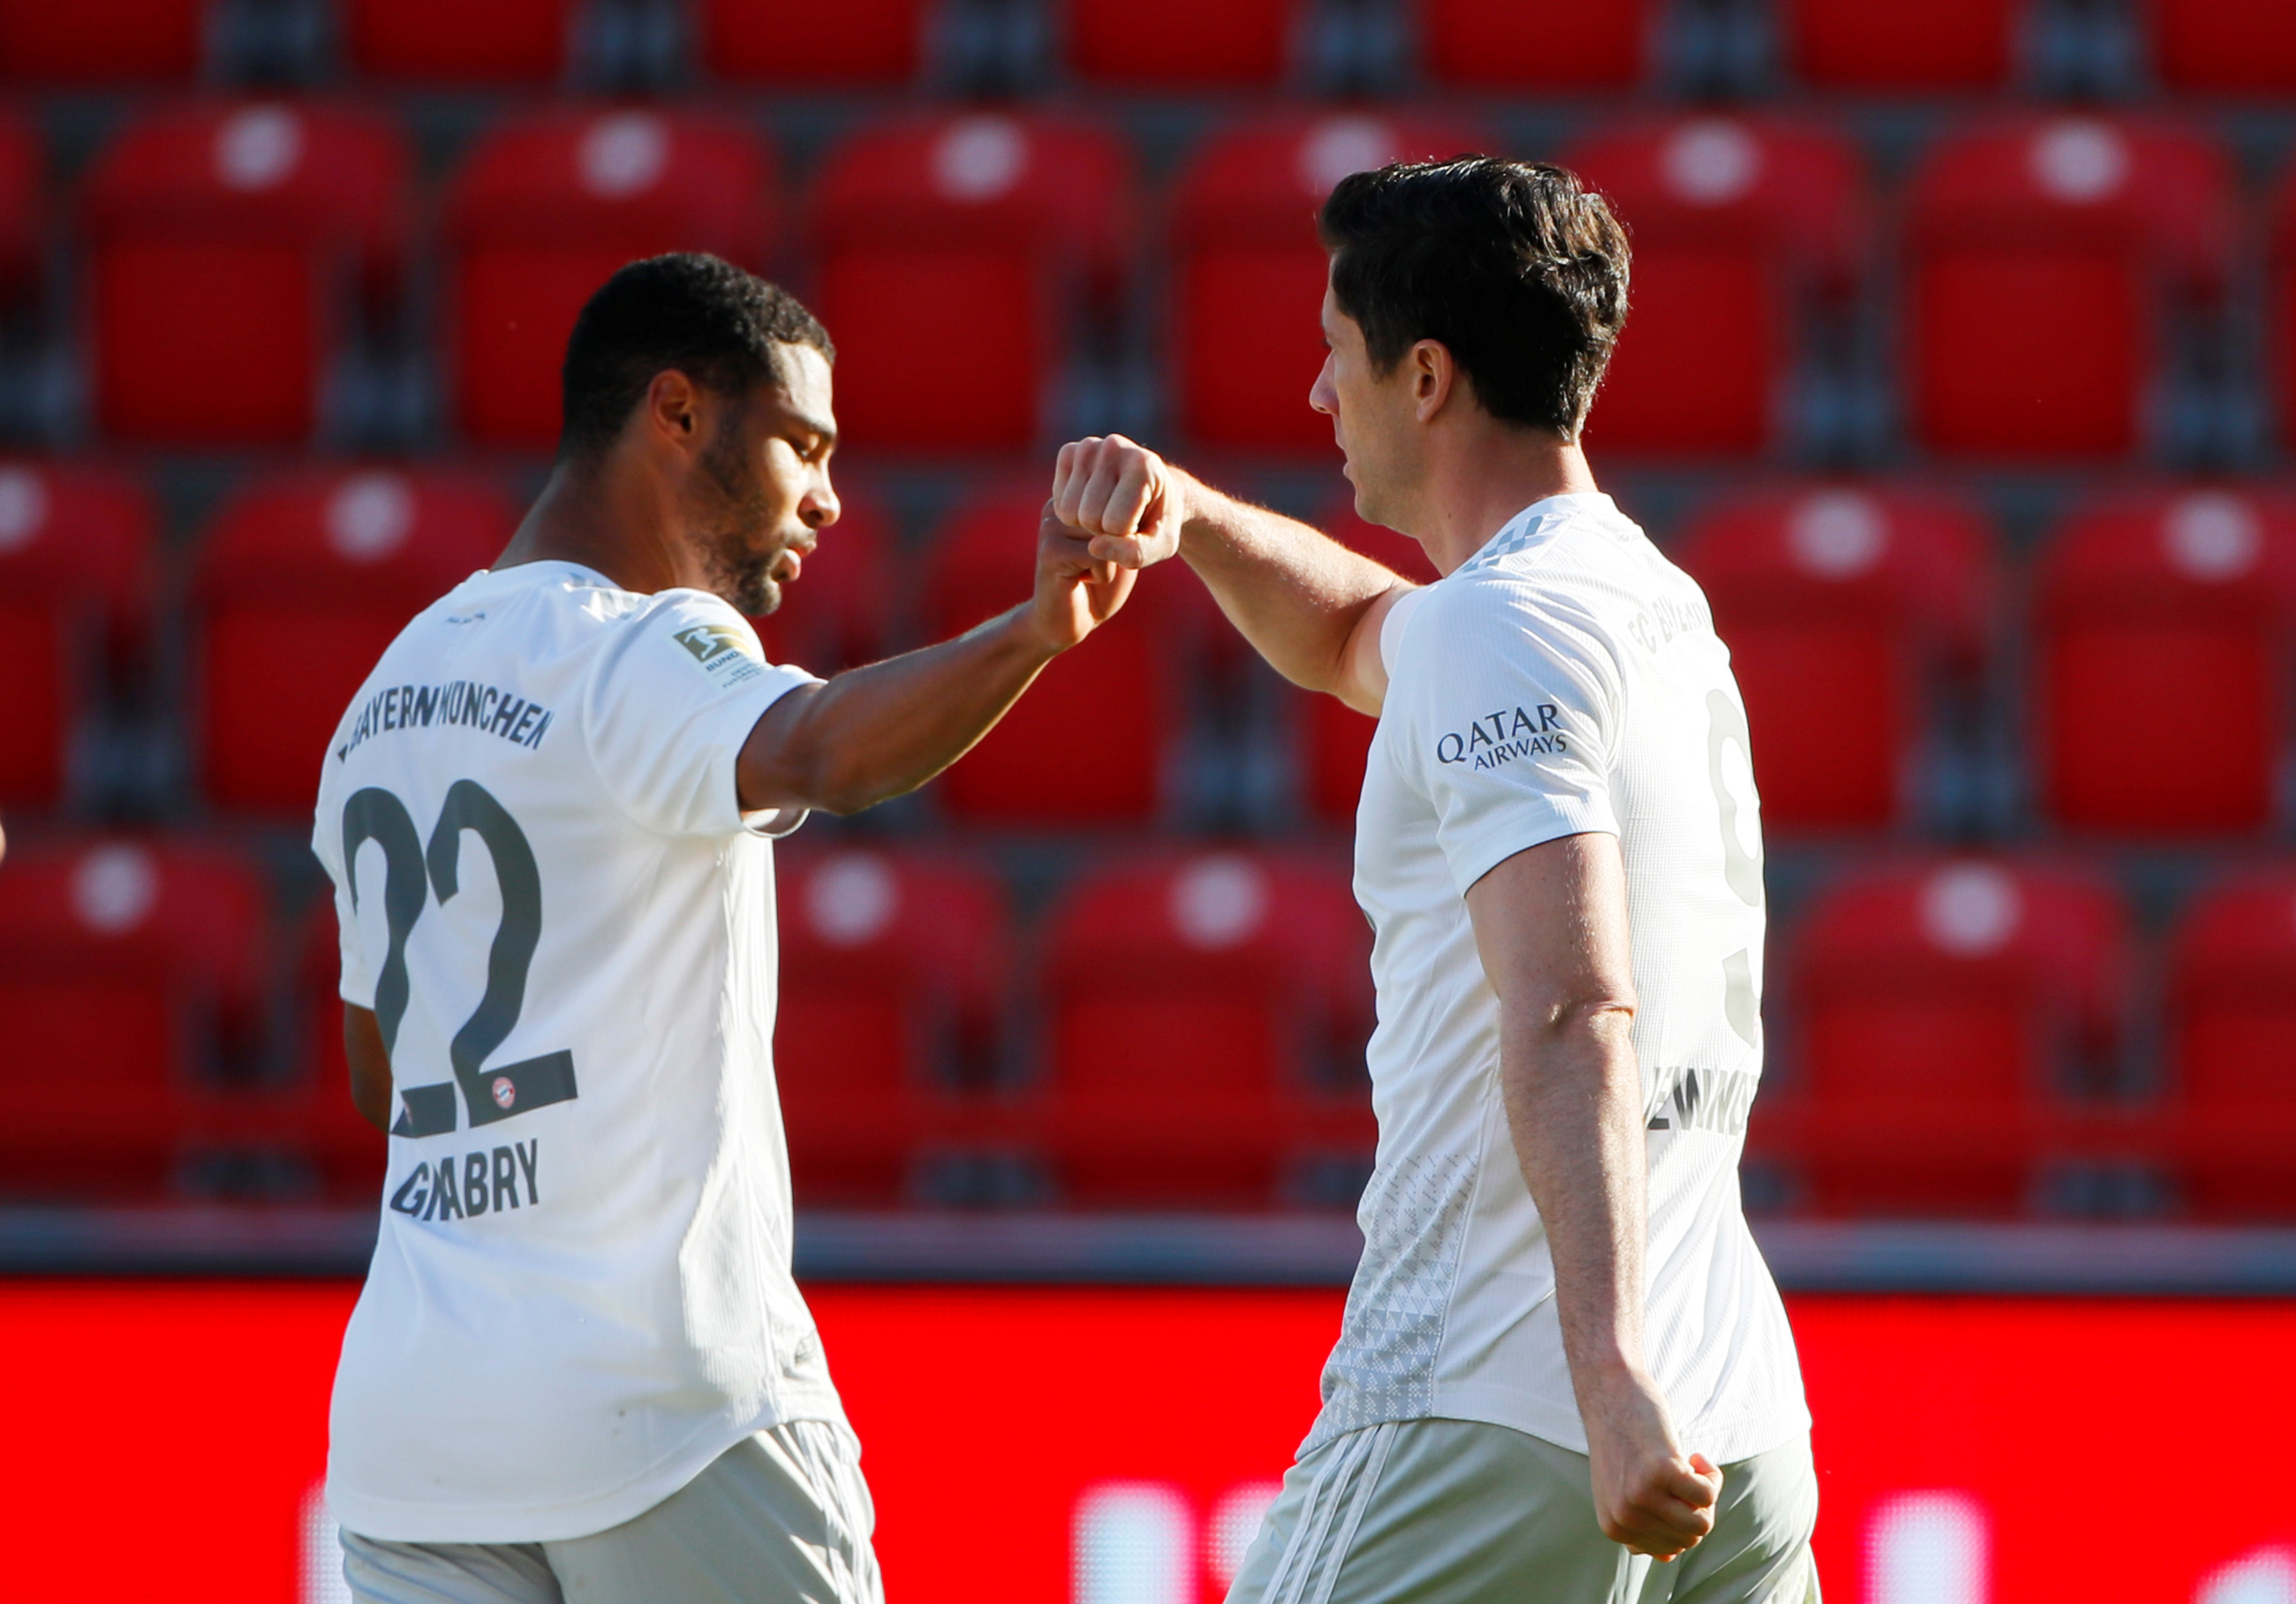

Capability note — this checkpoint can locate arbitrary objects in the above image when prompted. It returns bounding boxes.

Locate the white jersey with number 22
[311,560,841,1546]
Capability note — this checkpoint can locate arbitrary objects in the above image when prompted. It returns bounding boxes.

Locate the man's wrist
[1570,1345,1650,1398]
[1171,465,1216,549]
[997,600,1072,664]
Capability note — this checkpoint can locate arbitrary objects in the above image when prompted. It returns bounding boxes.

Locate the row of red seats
[7,459,2292,837]
[1,0,2291,92]
[0,836,1376,1209]
[1753,857,2296,1222]
[5,836,2295,1219]
[0,462,1203,820]
[6,103,2292,457]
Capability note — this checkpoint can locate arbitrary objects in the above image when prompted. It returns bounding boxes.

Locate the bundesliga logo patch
[671,623,766,689]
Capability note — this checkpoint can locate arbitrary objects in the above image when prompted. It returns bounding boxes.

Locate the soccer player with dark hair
[312,253,1134,1604]
[1054,159,1817,1601]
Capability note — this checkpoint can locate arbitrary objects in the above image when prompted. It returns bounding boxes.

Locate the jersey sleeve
[1389,579,1626,897]
[582,591,824,839]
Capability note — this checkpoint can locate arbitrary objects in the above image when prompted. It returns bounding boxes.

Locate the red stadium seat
[0,837,267,1199]
[1904,117,2233,460]
[775,849,1009,1205]
[0,463,156,808]
[2031,488,2296,834]
[2163,871,2296,1219]
[918,485,1188,824]
[344,0,570,80]
[0,0,202,82]
[809,113,1133,450]
[190,466,515,813]
[1064,0,1295,86]
[1756,859,2130,1216]
[701,0,928,83]
[1781,0,2016,89]
[2151,0,2296,94]
[749,482,895,677]
[1299,495,1437,824]
[1567,117,1867,456]
[443,110,777,450]
[1677,483,1993,832]
[1421,0,1653,88]
[1170,113,1482,454]
[80,102,410,445]
[1031,851,1373,1207]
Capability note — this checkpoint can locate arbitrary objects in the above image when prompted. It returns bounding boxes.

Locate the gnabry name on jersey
[389,1139,541,1223]
[335,680,556,763]
[1436,704,1567,770]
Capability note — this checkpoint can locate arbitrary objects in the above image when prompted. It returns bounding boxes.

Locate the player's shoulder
[1451,496,1696,633]
[590,583,784,700]
[1408,541,1620,657]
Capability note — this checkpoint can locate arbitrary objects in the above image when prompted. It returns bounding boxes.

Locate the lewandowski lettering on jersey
[1324,493,1809,1464]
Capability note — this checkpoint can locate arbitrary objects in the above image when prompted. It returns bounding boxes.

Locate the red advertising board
[1,1282,2292,1603]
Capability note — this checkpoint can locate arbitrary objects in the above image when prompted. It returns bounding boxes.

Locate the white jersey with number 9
[1320,493,1810,1464]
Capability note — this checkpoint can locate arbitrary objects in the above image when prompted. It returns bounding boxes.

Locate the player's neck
[495,456,696,596]
[1413,427,1598,576]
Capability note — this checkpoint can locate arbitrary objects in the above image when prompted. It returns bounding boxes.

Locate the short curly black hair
[1318,158,1629,440]
[558,253,835,459]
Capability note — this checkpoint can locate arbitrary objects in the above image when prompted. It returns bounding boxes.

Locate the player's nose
[803,479,841,530]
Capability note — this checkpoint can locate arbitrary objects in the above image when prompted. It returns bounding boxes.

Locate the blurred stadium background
[4,0,2296,1598]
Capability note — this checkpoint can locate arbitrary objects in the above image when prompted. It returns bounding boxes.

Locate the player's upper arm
[344,1002,393,1133]
[1334,582,1418,716]
[1464,832,1637,1034]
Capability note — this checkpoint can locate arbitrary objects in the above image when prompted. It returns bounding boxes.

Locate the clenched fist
[1051,435,1190,570]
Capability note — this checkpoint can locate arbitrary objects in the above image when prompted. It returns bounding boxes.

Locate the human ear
[1413,340,1454,423]
[647,370,703,445]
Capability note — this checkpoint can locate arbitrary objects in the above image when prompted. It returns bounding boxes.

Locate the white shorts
[1227,1419,1819,1604]
[340,1420,881,1604]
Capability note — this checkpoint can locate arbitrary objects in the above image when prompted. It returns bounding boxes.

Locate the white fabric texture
[340,1421,882,1604]
[1318,494,1810,1465]
[312,563,840,1544]
[1227,1419,1820,1604]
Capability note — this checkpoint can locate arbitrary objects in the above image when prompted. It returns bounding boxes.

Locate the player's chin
[739,572,783,617]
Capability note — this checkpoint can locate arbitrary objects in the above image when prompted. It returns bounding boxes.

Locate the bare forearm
[739,607,1055,814]
[1172,472,1405,698]
[1500,1002,1650,1404]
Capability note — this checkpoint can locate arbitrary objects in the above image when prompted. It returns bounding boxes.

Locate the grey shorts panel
[342,1532,558,1604]
[1227,1419,1819,1604]
[341,1420,882,1604]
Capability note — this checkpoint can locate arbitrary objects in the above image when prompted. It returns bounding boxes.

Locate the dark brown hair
[560,253,834,459]
[1319,158,1630,439]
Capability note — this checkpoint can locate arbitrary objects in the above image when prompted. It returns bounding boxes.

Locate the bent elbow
[1528,993,1638,1046]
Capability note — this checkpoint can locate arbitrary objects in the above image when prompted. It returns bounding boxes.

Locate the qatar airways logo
[1435,704,1567,770]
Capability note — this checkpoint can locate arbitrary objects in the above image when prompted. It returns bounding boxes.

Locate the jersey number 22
[343,780,579,1139]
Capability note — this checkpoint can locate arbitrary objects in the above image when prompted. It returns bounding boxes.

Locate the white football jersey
[311,561,841,1544]
[1316,493,1809,1464]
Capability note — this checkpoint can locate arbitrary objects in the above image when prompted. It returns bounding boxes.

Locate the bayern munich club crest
[491,1076,517,1111]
